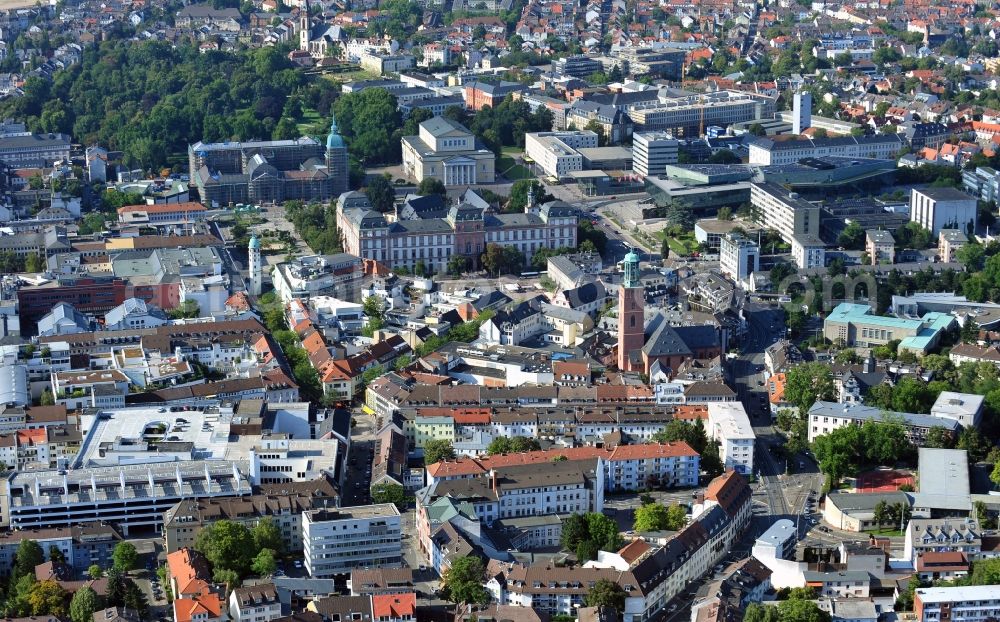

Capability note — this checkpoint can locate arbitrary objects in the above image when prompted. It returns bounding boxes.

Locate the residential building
[823,303,955,354]
[401,117,495,186]
[916,551,971,583]
[0,523,120,574]
[748,135,905,166]
[168,548,226,622]
[755,519,797,560]
[566,100,632,145]
[910,187,977,237]
[524,131,598,179]
[914,585,1000,622]
[865,230,895,265]
[938,229,968,264]
[371,593,415,622]
[632,132,678,177]
[791,234,826,270]
[162,479,339,553]
[806,402,961,445]
[349,568,414,596]
[719,233,760,282]
[463,80,523,111]
[706,403,755,475]
[904,518,982,563]
[229,584,282,622]
[302,505,402,578]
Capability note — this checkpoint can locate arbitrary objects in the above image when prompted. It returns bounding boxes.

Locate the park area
[498,147,533,180]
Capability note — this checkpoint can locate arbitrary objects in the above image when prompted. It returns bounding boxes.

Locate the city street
[342,409,376,507]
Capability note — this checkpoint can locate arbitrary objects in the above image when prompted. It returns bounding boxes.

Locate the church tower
[299,2,311,53]
[248,234,262,296]
[617,249,645,372]
[326,114,349,196]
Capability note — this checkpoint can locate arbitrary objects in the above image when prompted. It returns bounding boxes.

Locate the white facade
[719,233,760,281]
[706,403,755,475]
[910,188,978,237]
[302,505,402,578]
[793,91,811,135]
[748,135,904,166]
[249,434,339,486]
[249,237,263,297]
[632,132,678,177]
[791,234,826,269]
[915,586,1000,622]
[228,585,282,622]
[524,131,598,178]
[750,183,821,245]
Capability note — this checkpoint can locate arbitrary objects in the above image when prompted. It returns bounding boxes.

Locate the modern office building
[302,505,402,578]
[910,187,977,236]
[748,134,904,166]
[524,131,598,179]
[632,132,679,177]
[627,91,775,136]
[823,302,955,354]
[719,233,760,282]
[962,165,1000,202]
[401,117,496,186]
[750,182,821,244]
[554,55,602,78]
[914,585,1000,622]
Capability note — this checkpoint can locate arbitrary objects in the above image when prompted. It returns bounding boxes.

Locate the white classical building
[401,117,496,186]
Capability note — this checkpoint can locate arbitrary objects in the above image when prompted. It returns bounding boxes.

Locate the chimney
[490,469,497,494]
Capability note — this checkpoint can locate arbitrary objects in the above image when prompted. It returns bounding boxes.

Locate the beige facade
[938,229,968,263]
[401,117,495,186]
[865,230,895,265]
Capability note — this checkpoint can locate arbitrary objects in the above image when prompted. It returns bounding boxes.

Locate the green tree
[27,580,68,617]
[777,597,832,622]
[168,299,200,320]
[925,426,955,449]
[442,557,489,605]
[251,549,278,576]
[417,178,447,196]
[992,461,1000,489]
[837,221,865,250]
[24,253,45,273]
[447,255,470,277]
[744,603,780,622]
[560,513,588,551]
[69,586,100,622]
[252,518,284,555]
[586,512,623,551]
[784,362,835,414]
[423,439,455,466]
[14,540,45,579]
[334,88,402,164]
[194,520,254,579]
[38,387,56,406]
[633,503,672,532]
[651,419,708,453]
[958,428,992,463]
[956,242,985,272]
[576,539,599,561]
[487,436,540,454]
[873,500,889,527]
[111,542,138,572]
[370,483,408,509]
[87,565,102,580]
[47,545,65,564]
[584,579,625,613]
[507,179,548,212]
[365,175,396,212]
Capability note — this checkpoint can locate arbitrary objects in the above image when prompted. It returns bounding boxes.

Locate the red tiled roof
[372,593,416,619]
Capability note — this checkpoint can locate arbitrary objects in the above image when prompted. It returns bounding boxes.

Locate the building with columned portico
[401,117,496,187]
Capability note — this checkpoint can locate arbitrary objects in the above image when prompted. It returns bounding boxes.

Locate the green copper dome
[326,115,345,150]
[249,235,261,250]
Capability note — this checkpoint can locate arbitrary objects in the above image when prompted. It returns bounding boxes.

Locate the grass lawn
[655,230,699,255]
[866,528,904,537]
[498,156,534,180]
[297,108,325,136]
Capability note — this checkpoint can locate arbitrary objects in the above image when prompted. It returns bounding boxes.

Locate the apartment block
[915,586,1000,622]
[229,584,282,622]
[302,505,402,578]
[865,229,895,265]
[938,229,968,264]
[706,403,755,475]
[524,131,598,179]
